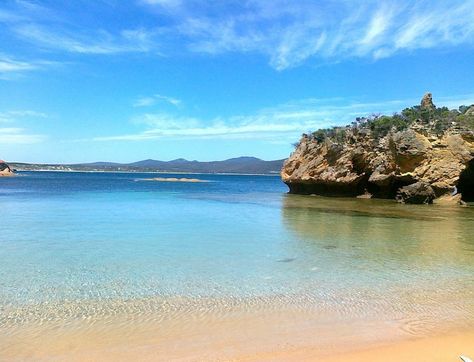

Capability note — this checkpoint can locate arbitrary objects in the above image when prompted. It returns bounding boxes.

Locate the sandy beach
[3,321,472,361]
[320,332,474,362]
[2,295,472,361]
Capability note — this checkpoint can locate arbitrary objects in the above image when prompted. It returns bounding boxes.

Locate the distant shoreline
[9,156,284,176]
[14,169,281,177]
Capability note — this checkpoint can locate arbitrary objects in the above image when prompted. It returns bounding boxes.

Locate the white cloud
[140,0,182,8]
[2,1,161,58]
[0,56,37,72]
[0,53,59,78]
[14,24,155,54]
[142,0,474,70]
[0,110,47,143]
[89,98,404,142]
[92,108,323,141]
[133,94,181,107]
[357,4,398,56]
[2,0,474,71]
[0,110,48,123]
[91,93,474,142]
[0,127,44,144]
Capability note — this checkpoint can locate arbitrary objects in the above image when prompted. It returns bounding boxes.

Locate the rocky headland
[0,160,14,177]
[281,94,474,204]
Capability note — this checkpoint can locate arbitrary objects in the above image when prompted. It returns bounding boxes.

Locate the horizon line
[8,155,287,165]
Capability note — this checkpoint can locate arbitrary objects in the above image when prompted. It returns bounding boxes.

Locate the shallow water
[0,172,473,357]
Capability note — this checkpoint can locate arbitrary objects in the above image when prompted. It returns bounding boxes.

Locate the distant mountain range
[10,157,285,174]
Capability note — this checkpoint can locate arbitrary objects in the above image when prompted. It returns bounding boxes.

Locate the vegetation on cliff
[308,96,474,143]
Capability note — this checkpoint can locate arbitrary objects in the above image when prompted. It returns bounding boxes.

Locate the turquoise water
[1,172,473,335]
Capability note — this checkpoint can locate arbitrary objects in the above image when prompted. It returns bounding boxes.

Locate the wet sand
[320,332,474,362]
[2,298,473,361]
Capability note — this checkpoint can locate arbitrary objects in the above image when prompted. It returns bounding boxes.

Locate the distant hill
[11,156,285,174]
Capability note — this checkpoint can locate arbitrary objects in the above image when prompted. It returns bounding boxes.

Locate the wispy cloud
[133,94,181,107]
[142,0,474,70]
[140,0,182,8]
[0,127,44,144]
[0,54,38,72]
[0,110,47,123]
[14,25,156,55]
[89,98,403,142]
[92,108,323,142]
[1,1,161,57]
[2,0,474,71]
[0,109,47,143]
[0,53,58,78]
[90,93,474,142]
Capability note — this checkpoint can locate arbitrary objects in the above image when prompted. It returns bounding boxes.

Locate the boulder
[396,182,436,204]
[0,161,14,176]
[389,129,431,172]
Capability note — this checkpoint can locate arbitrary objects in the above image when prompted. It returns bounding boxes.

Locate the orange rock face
[281,127,474,203]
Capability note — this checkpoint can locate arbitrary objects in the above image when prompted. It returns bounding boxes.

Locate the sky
[1,0,474,163]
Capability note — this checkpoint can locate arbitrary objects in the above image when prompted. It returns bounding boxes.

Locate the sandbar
[138,177,210,183]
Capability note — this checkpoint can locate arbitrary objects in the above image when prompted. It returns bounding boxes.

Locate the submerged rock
[281,94,474,204]
[396,182,435,204]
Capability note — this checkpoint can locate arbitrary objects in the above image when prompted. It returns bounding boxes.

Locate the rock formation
[0,160,14,176]
[420,92,435,110]
[281,95,474,204]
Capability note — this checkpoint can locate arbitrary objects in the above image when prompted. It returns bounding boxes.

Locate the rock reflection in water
[282,195,474,305]
[280,193,474,329]
[281,194,474,257]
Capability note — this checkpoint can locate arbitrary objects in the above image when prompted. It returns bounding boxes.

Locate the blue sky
[1,0,474,163]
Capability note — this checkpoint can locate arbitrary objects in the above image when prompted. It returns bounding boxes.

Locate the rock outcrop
[465,106,474,116]
[281,95,474,204]
[0,160,14,176]
[420,92,435,110]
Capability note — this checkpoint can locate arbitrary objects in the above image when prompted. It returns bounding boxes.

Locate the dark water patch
[283,204,444,222]
[276,258,296,263]
[458,159,474,201]
[280,193,473,222]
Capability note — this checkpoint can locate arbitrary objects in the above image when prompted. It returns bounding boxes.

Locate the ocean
[1,171,473,359]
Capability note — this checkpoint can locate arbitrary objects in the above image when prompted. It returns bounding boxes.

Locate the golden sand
[2,300,473,361]
[319,332,474,362]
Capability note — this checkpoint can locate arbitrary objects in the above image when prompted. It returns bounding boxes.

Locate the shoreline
[13,169,281,176]
[2,294,473,361]
[3,317,472,361]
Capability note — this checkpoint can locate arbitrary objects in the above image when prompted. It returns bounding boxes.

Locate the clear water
[1,172,473,336]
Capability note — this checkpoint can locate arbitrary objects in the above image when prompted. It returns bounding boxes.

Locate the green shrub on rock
[304,98,474,143]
